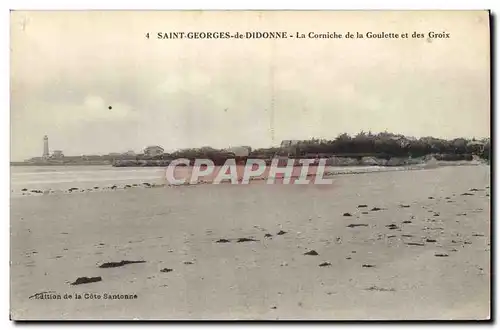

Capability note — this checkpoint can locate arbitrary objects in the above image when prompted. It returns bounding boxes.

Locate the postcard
[10,10,490,320]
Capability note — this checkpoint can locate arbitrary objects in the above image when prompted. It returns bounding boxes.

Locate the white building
[226,146,251,157]
[43,135,49,159]
[51,150,64,159]
[144,145,164,157]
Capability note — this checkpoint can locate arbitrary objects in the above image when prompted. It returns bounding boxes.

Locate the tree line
[119,131,490,164]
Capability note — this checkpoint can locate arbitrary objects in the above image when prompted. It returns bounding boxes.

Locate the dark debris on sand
[29,291,56,299]
[371,207,384,211]
[99,260,146,269]
[304,250,319,256]
[264,233,273,238]
[362,264,375,268]
[365,286,395,292]
[215,239,231,243]
[71,276,102,285]
[386,224,399,230]
[343,212,352,217]
[405,242,425,246]
[276,230,287,236]
[357,204,368,208]
[319,262,332,267]
[237,237,259,243]
[434,253,449,257]
[461,192,474,196]
[347,224,368,228]
[160,268,173,273]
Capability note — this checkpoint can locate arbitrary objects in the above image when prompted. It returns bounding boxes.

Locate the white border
[2,1,498,329]
[2,0,499,10]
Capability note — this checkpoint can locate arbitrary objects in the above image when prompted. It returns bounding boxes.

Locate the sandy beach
[10,165,490,320]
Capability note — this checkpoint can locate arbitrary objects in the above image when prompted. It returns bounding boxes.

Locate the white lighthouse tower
[42,135,49,159]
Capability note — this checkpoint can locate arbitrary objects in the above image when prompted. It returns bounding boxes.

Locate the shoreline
[11,162,486,198]
[10,166,490,319]
[11,153,488,168]
[11,162,111,166]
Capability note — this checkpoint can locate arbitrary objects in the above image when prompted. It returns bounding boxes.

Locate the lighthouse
[43,135,49,159]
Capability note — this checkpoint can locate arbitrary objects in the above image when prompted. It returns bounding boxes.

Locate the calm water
[10,166,167,192]
[11,164,417,195]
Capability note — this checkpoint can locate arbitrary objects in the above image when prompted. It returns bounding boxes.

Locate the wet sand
[10,165,490,320]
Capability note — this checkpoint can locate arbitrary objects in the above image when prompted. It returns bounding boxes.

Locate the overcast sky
[10,10,490,160]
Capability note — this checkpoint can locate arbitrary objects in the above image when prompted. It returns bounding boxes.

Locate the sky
[10,10,490,160]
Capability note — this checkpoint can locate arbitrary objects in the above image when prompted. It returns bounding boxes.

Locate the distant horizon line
[14,131,490,162]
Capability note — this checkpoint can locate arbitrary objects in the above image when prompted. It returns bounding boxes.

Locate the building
[467,140,486,153]
[225,146,251,157]
[51,150,64,159]
[280,140,301,157]
[389,136,411,148]
[144,145,164,157]
[43,135,49,159]
[280,140,300,148]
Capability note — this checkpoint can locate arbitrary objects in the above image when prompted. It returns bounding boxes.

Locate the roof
[226,146,250,157]
[467,141,485,146]
[144,145,164,150]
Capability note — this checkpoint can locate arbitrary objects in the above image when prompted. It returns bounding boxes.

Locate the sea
[10,166,168,194]
[10,164,424,197]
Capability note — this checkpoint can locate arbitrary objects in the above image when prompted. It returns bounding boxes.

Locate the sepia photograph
[9,10,491,320]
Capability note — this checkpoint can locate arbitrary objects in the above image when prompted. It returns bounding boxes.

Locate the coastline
[10,162,111,166]
[11,152,487,168]
[11,161,486,198]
